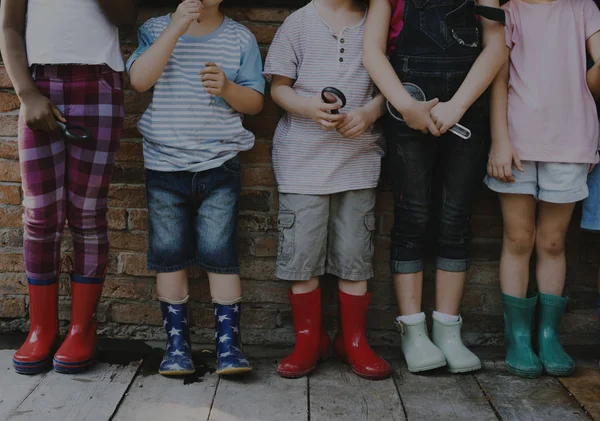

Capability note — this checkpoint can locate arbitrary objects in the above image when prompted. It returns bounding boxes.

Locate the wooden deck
[0,343,599,421]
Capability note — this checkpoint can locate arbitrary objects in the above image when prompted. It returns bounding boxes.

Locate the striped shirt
[263,2,384,195]
[126,15,265,172]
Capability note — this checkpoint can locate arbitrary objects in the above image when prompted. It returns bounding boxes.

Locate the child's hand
[397,98,440,136]
[169,0,203,37]
[430,101,466,135]
[200,62,229,97]
[307,95,345,130]
[337,107,374,139]
[487,140,524,183]
[21,91,66,133]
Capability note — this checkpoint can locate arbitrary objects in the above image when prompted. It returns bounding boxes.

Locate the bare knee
[504,226,536,256]
[536,230,566,257]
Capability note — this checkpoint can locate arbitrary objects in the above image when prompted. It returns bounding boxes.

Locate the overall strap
[446,0,506,26]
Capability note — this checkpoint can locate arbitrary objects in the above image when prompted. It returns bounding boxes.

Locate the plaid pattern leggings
[19,65,124,280]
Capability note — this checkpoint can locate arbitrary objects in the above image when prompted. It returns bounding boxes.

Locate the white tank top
[26,0,124,71]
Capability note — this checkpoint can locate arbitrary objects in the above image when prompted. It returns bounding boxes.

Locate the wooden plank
[113,353,219,421]
[0,350,46,420]
[393,360,498,421]
[208,360,307,421]
[559,363,600,420]
[309,360,406,421]
[7,362,139,421]
[476,360,589,421]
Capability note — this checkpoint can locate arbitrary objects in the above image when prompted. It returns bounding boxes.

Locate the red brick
[0,252,24,272]
[241,141,272,166]
[0,92,20,112]
[109,231,148,252]
[0,161,21,182]
[110,302,162,325]
[241,166,276,187]
[243,115,278,139]
[111,162,145,184]
[240,189,272,212]
[0,206,23,228]
[121,253,154,277]
[224,8,291,23]
[108,185,146,208]
[0,297,26,318]
[121,115,141,138]
[103,277,153,299]
[128,209,148,231]
[116,140,143,162]
[0,67,13,89]
[124,90,152,115]
[238,214,277,233]
[376,191,394,214]
[108,208,127,230]
[252,235,278,257]
[0,183,21,205]
[0,273,28,295]
[0,115,19,137]
[380,213,393,235]
[245,22,279,44]
[0,139,18,160]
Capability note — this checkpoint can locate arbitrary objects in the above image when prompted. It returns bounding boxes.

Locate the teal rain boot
[503,293,543,378]
[538,293,575,377]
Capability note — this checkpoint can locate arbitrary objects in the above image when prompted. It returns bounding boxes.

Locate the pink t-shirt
[505,0,600,164]
[388,0,405,53]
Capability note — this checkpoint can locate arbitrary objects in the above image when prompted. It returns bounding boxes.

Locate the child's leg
[499,193,537,297]
[326,189,389,380]
[157,271,189,301]
[276,193,329,378]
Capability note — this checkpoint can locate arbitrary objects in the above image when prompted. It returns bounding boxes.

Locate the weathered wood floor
[0,345,599,421]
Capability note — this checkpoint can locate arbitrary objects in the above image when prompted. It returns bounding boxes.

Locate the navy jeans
[146,156,241,274]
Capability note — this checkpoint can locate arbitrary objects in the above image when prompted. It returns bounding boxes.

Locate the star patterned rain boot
[214,299,252,376]
[158,296,195,376]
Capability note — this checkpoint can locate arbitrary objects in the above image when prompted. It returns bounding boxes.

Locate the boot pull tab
[394,319,406,335]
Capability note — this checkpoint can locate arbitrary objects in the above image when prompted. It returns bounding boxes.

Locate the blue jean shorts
[146,156,241,274]
[484,161,589,204]
[582,164,600,231]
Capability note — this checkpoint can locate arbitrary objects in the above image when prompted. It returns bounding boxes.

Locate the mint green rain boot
[432,316,481,373]
[396,317,446,373]
[538,293,575,377]
[503,293,543,378]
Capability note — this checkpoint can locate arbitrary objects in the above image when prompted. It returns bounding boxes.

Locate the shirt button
[340,48,345,53]
[340,38,345,43]
[339,57,344,62]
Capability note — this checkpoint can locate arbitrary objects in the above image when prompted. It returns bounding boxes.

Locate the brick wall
[0,5,598,347]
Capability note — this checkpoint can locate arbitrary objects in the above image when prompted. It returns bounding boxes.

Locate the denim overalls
[386,0,494,274]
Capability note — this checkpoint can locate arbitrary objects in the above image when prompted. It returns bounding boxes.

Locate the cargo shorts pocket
[277,211,295,262]
[362,213,376,262]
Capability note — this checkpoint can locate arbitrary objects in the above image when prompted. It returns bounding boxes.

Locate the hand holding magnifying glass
[56,119,91,141]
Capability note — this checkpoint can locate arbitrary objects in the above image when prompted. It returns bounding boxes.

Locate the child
[0,0,137,374]
[487,0,600,378]
[362,0,506,373]
[264,0,390,380]
[127,0,264,376]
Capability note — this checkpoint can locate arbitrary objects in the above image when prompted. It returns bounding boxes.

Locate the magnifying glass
[321,87,347,114]
[56,120,92,141]
[386,83,471,140]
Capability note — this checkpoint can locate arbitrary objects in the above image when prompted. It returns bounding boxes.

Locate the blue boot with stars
[214,299,252,375]
[158,297,195,376]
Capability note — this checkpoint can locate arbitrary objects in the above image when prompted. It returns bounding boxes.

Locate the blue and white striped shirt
[127,15,265,172]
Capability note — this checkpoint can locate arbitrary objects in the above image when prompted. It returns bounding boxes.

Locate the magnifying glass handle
[450,123,471,140]
[56,120,67,132]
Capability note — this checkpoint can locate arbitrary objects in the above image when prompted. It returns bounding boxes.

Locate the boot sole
[216,366,253,376]
[447,363,482,374]
[159,370,197,376]
[277,365,316,379]
[334,353,391,380]
[407,361,447,373]
[53,356,96,374]
[505,364,542,379]
[543,368,575,377]
[13,357,52,375]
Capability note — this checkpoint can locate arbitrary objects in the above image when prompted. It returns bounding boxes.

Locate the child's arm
[0,0,65,132]
[271,75,345,130]
[128,0,203,93]
[430,0,506,134]
[487,49,523,183]
[337,93,386,139]
[200,62,264,115]
[96,0,139,27]
[587,32,600,98]
[362,0,440,136]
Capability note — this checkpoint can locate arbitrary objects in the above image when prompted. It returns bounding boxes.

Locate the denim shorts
[484,161,589,204]
[582,164,600,231]
[146,156,241,274]
[276,189,376,281]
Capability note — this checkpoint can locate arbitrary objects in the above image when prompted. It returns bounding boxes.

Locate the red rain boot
[333,290,391,380]
[13,278,59,374]
[53,273,104,374]
[277,288,330,378]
